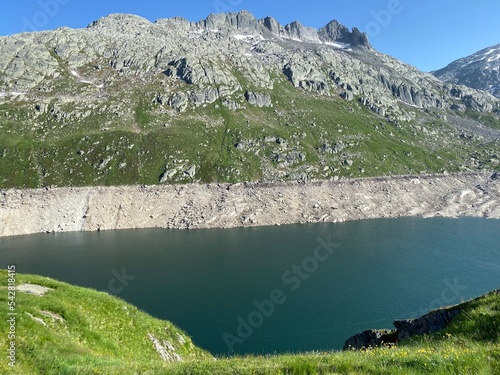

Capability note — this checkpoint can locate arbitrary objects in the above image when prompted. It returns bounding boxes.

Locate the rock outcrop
[0,10,498,116]
[393,308,461,341]
[344,289,500,350]
[343,329,397,350]
[244,91,272,107]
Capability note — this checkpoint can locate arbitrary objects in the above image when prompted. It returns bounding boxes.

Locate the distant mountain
[433,44,500,98]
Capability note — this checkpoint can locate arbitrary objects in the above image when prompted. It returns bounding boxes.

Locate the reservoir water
[1,217,499,355]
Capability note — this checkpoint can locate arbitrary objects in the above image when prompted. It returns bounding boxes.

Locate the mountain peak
[87,13,152,30]
[84,11,370,49]
[200,10,260,31]
[318,20,370,48]
[433,43,500,98]
[257,14,370,47]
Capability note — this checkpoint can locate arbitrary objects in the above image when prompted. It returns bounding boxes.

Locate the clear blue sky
[1,0,499,72]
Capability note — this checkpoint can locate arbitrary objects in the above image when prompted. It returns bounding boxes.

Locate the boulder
[169,93,189,112]
[184,165,197,179]
[343,329,397,350]
[244,91,272,107]
[159,169,177,183]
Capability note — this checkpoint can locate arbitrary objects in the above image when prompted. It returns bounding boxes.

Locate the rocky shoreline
[343,289,500,350]
[0,172,499,237]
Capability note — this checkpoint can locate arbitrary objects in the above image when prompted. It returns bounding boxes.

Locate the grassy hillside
[1,271,499,374]
[0,271,210,375]
[0,76,498,189]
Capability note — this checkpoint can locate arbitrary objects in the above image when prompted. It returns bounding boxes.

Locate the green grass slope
[0,271,210,375]
[1,271,499,374]
[0,75,498,189]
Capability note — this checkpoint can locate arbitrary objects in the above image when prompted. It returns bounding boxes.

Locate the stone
[221,98,241,110]
[343,329,397,350]
[25,312,47,327]
[169,93,189,112]
[40,310,66,323]
[340,90,354,101]
[160,169,177,183]
[341,293,494,352]
[343,159,353,166]
[334,141,345,153]
[17,283,53,296]
[283,63,329,94]
[184,165,196,178]
[318,20,370,48]
[235,141,250,150]
[148,333,182,362]
[244,91,272,107]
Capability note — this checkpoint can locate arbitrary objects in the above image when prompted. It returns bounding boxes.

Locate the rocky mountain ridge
[433,43,500,98]
[0,11,497,115]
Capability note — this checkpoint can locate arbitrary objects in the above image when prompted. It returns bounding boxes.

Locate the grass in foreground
[1,271,499,374]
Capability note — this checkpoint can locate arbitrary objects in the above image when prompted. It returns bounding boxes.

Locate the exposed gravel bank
[1,172,499,237]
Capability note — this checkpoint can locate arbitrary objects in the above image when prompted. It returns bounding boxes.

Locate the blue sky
[1,0,499,72]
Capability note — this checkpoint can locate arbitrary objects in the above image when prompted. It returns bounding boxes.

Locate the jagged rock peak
[318,20,370,48]
[196,10,260,32]
[258,14,370,48]
[283,21,321,43]
[84,11,370,48]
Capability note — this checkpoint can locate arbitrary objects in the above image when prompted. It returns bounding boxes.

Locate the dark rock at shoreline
[343,329,397,350]
[394,307,461,341]
[343,307,461,351]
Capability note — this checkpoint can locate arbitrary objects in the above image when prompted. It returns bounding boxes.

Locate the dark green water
[1,217,499,355]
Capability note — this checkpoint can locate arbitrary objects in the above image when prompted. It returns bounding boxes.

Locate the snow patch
[70,70,103,88]
[461,58,485,68]
[484,48,500,56]
[323,41,351,50]
[233,34,264,45]
[487,54,500,63]
[234,34,251,40]
[460,48,500,68]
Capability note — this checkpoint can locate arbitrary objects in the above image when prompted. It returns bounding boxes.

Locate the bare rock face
[0,11,498,190]
[245,91,272,107]
[318,20,370,48]
[0,10,497,117]
[393,308,461,341]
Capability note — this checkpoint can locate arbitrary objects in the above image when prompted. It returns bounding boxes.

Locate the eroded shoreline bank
[1,172,499,237]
